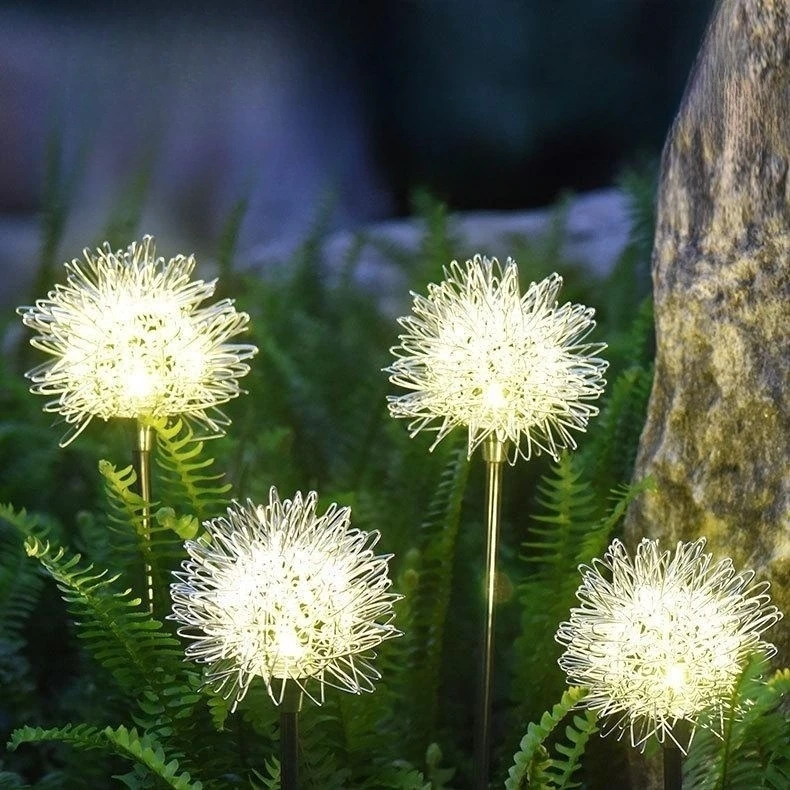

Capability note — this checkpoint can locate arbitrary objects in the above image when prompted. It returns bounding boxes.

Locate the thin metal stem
[663,721,687,790]
[474,435,507,790]
[279,683,302,790]
[134,420,155,614]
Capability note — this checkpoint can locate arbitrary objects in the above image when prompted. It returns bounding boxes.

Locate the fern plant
[9,724,202,790]
[684,659,790,790]
[505,686,598,790]
[3,169,786,789]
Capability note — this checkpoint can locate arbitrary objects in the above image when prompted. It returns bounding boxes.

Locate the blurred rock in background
[0,0,712,307]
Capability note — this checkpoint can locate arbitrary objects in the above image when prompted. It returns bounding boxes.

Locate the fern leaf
[22,537,193,734]
[399,442,471,754]
[101,149,154,250]
[579,361,654,497]
[215,193,250,285]
[99,458,190,615]
[544,711,598,789]
[150,417,231,523]
[99,460,148,539]
[505,687,590,790]
[0,508,45,724]
[0,506,45,642]
[512,461,651,729]
[684,656,790,790]
[511,455,598,717]
[296,696,351,789]
[9,724,202,789]
[0,503,52,542]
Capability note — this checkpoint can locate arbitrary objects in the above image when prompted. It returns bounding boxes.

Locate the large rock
[626,0,790,662]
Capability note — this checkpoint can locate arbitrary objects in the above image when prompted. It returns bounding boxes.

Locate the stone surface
[626,0,790,669]
[1,187,630,317]
[242,188,631,316]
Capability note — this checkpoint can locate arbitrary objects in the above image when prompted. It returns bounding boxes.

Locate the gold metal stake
[134,420,155,613]
[474,435,507,790]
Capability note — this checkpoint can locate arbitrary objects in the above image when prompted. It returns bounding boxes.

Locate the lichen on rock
[626,0,790,672]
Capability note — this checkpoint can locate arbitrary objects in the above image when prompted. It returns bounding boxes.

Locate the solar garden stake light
[170,489,401,788]
[556,538,783,790]
[387,255,607,787]
[17,235,257,611]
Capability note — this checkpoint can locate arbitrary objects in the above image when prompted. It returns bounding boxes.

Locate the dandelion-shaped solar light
[18,235,257,610]
[386,254,607,787]
[170,488,400,789]
[556,537,782,789]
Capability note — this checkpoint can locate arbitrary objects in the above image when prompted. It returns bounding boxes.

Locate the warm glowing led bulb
[665,663,688,694]
[17,235,257,445]
[387,255,608,463]
[170,489,401,708]
[556,538,782,752]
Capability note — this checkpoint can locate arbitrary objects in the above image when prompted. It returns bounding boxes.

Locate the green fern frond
[684,657,790,790]
[0,772,30,789]
[398,442,471,754]
[29,120,87,306]
[99,457,195,613]
[98,459,169,606]
[215,194,250,286]
[9,724,202,789]
[543,711,599,789]
[100,461,148,538]
[19,536,229,780]
[520,453,597,568]
[150,417,231,523]
[512,461,651,724]
[325,372,390,495]
[511,455,598,712]
[22,537,188,715]
[0,535,41,736]
[505,686,592,790]
[579,360,654,498]
[0,503,53,542]
[297,698,351,789]
[617,164,657,280]
[367,763,429,790]
[0,507,46,642]
[573,476,655,568]
[249,759,281,790]
[410,190,456,287]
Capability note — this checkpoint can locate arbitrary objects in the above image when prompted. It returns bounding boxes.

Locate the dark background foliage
[0,0,712,302]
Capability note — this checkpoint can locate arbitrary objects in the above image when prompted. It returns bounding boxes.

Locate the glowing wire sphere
[17,235,257,445]
[386,255,607,463]
[555,538,782,752]
[170,489,400,708]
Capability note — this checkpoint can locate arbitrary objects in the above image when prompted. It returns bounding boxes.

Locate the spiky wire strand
[17,235,257,446]
[556,538,782,753]
[170,489,401,709]
[386,255,607,464]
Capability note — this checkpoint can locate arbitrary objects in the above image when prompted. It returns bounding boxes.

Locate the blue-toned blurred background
[0,0,714,305]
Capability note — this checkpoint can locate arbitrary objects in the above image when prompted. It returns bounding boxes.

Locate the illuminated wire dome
[386,255,607,463]
[17,235,257,446]
[170,489,401,708]
[556,538,782,752]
